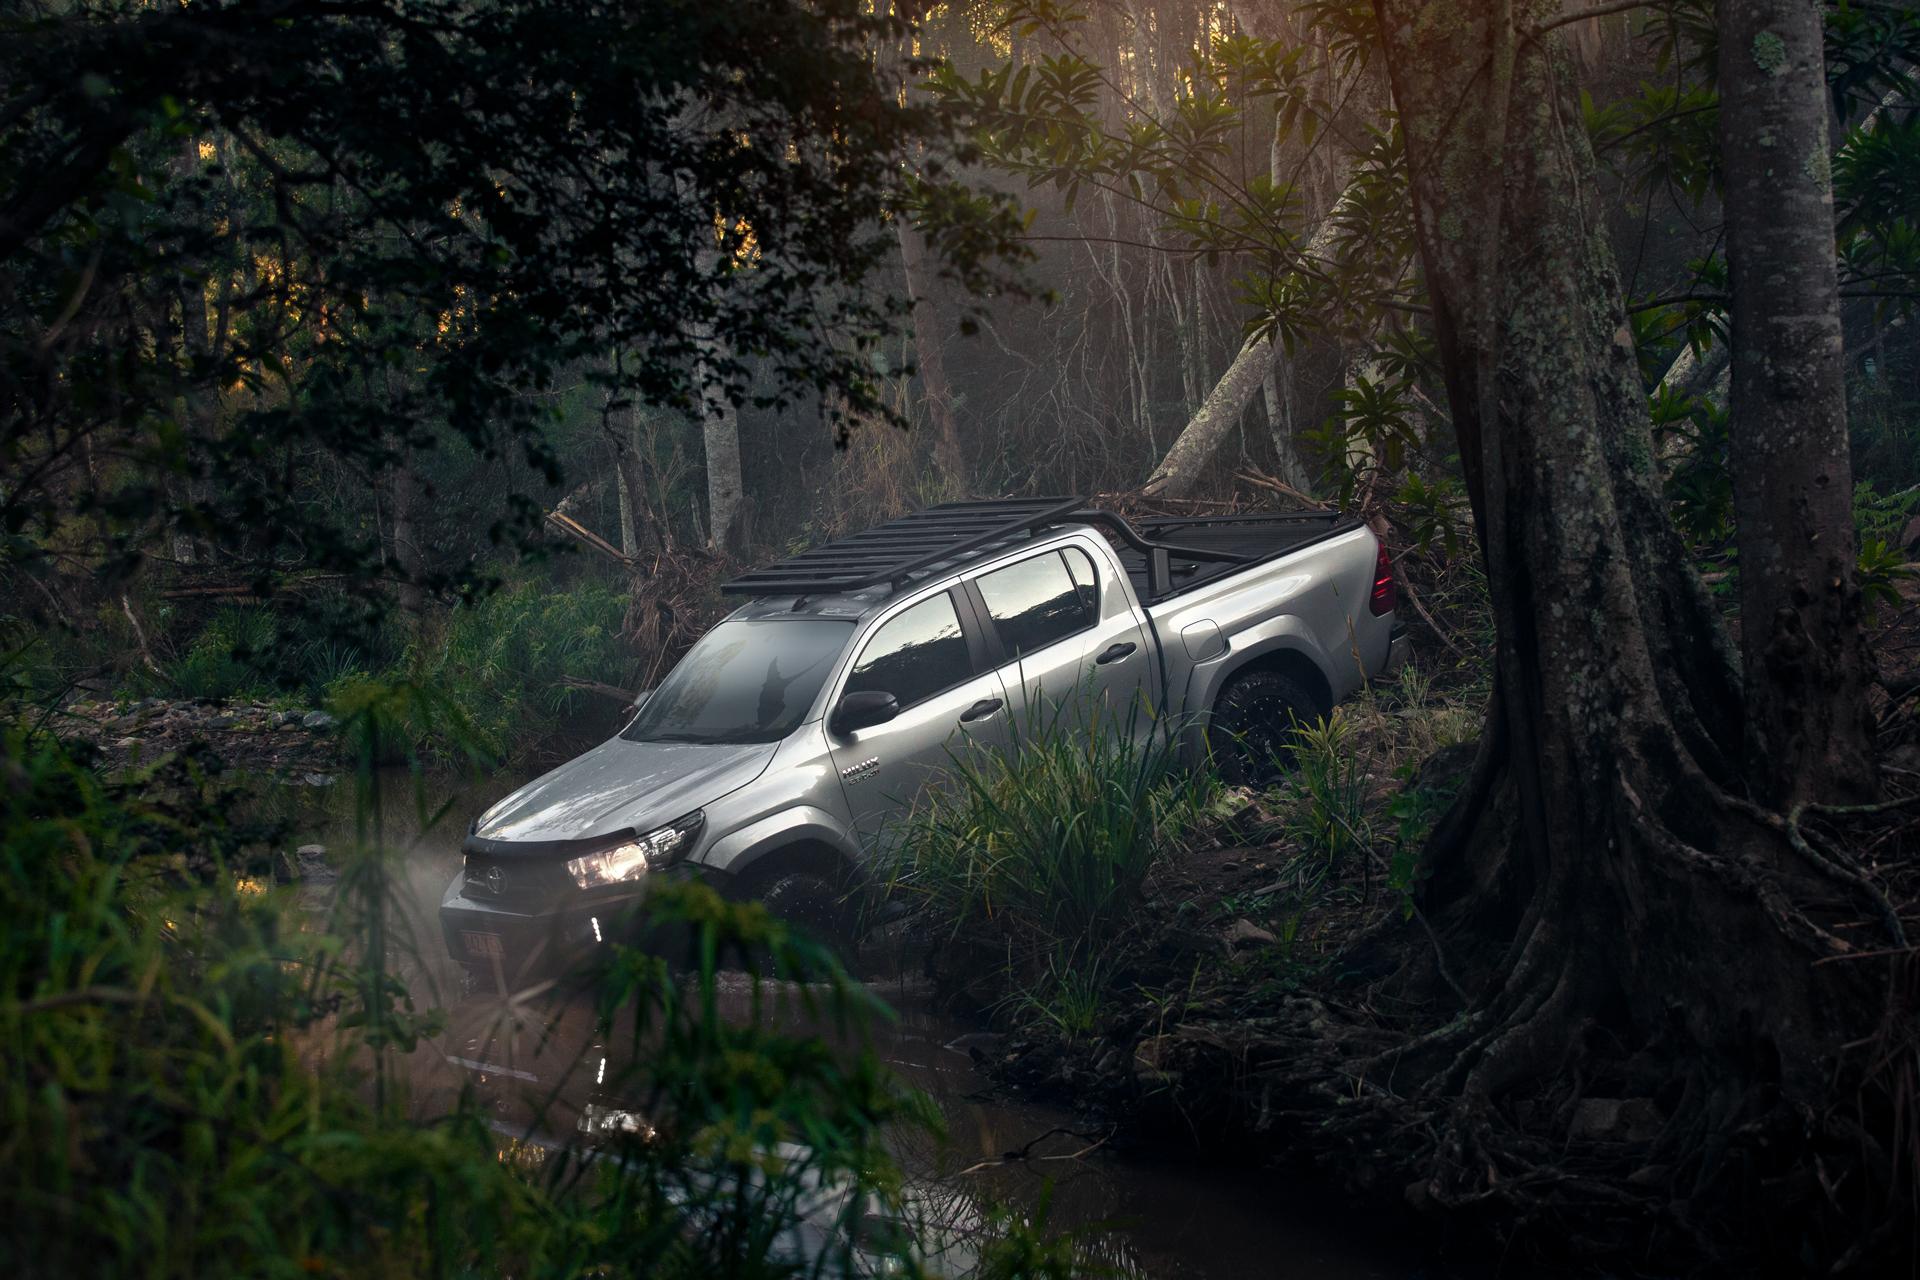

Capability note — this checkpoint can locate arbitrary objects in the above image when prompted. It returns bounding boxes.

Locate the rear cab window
[974,550,1097,658]
[843,591,974,709]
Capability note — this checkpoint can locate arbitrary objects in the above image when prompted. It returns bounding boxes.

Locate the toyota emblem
[483,864,507,895]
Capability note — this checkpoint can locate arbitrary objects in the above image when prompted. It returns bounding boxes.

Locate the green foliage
[0,707,958,1279]
[144,578,638,763]
[2,0,1030,625]
[884,703,1214,1018]
[1650,382,1733,546]
[1853,480,1918,617]
[1391,472,1470,558]
[1278,710,1371,879]
[164,604,282,700]
[367,580,637,762]
[1383,772,1457,923]
[933,3,1424,354]
[971,1187,1086,1280]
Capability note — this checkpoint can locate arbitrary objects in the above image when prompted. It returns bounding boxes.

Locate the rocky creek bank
[53,696,346,785]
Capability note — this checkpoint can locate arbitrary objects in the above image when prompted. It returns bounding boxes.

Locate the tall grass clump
[885,701,1215,1021]
[1252,664,1478,920]
[166,603,282,699]
[330,578,637,763]
[0,692,981,1279]
[1280,709,1372,881]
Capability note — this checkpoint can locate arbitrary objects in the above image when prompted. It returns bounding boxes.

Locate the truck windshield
[621,618,854,745]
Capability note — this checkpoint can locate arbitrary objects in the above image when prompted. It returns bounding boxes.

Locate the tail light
[1369,543,1397,616]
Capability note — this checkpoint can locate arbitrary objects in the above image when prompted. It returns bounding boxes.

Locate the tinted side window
[976,552,1094,658]
[1062,546,1099,618]
[844,592,971,709]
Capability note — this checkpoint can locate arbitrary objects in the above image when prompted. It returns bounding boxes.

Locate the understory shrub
[884,702,1217,1022]
[0,706,978,1279]
[336,578,637,763]
[122,578,636,763]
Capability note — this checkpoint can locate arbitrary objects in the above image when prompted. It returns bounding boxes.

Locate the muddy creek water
[302,770,1436,1280]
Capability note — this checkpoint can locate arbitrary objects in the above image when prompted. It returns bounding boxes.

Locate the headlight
[566,812,704,889]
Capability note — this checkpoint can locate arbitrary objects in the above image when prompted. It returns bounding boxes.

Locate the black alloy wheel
[1209,670,1321,788]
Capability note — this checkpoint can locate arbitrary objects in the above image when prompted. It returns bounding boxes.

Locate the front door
[827,589,1013,854]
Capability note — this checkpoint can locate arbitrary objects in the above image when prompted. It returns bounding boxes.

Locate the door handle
[1095,641,1137,665]
[960,697,1004,724]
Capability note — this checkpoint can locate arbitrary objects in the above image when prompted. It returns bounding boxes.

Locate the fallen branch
[561,676,639,705]
[119,595,167,680]
[545,510,639,567]
[1395,567,1467,660]
[955,1125,1113,1175]
[1236,469,1334,511]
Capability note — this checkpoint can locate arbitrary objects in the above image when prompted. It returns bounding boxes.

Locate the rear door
[826,589,1013,854]
[965,546,1148,741]
[1061,544,1154,739]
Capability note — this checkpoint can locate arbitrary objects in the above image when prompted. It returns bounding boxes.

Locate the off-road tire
[742,866,860,965]
[1209,670,1322,788]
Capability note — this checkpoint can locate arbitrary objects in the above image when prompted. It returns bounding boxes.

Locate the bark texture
[1141,332,1273,497]
[1720,0,1877,807]
[1323,0,1905,1260]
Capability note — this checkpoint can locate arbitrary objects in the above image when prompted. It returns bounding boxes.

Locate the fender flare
[695,806,861,883]
[1177,623,1342,761]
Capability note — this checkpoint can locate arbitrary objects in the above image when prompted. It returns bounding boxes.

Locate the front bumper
[439,875,638,984]
[439,863,730,984]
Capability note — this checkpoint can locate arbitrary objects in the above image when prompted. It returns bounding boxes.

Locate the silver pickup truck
[441,497,1406,981]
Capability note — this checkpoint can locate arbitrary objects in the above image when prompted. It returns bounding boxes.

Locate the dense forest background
[6,0,1920,1275]
[9,0,1920,723]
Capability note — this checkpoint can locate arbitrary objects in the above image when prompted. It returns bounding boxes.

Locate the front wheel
[737,864,861,966]
[1209,670,1321,788]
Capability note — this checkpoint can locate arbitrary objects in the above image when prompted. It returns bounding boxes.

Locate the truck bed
[1107,511,1360,605]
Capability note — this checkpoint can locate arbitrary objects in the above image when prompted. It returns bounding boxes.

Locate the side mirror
[832,690,899,735]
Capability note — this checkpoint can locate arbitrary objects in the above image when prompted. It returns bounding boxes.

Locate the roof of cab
[723,520,1096,624]
[719,497,1087,599]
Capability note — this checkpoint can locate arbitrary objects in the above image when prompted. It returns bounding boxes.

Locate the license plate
[462,930,505,961]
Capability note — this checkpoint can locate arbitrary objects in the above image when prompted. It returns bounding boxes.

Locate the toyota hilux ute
[441,497,1408,982]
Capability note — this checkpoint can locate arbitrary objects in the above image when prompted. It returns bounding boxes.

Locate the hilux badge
[840,757,880,783]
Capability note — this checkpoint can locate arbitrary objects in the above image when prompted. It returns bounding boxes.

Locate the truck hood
[471,737,777,851]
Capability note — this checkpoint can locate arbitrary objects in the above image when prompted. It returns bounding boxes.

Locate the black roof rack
[721,496,1282,601]
[720,497,1089,597]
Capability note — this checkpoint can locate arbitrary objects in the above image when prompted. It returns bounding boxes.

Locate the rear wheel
[1209,670,1322,788]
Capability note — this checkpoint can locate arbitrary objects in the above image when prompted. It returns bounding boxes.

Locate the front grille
[463,855,573,905]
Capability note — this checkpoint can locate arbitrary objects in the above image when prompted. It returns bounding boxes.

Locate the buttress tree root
[1168,2,1920,1270]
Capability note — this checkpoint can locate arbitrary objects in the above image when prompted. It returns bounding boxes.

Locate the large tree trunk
[1345,0,1900,1258]
[1720,0,1877,807]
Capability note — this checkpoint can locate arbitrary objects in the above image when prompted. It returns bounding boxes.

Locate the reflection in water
[409,971,1422,1280]
[303,773,1426,1280]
